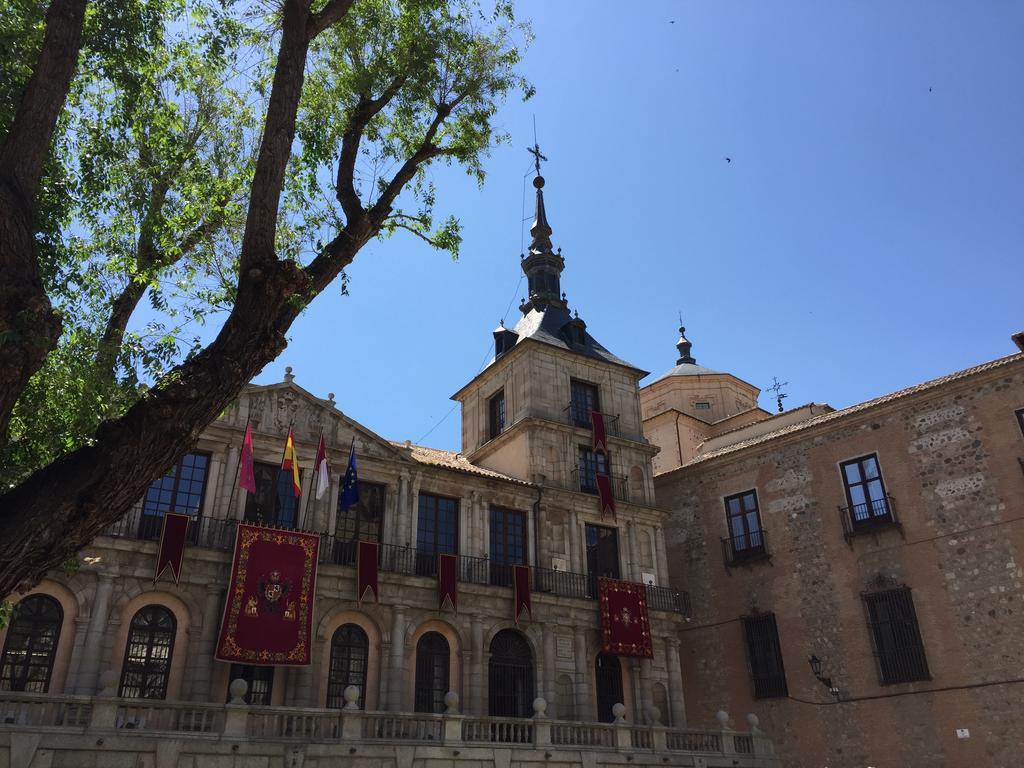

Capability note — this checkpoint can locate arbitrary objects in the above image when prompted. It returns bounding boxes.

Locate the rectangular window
[139,452,210,540]
[840,454,891,528]
[332,481,385,565]
[743,613,788,699]
[489,389,506,440]
[724,491,765,559]
[489,507,527,586]
[585,523,620,597]
[863,587,930,685]
[577,445,609,494]
[244,461,301,529]
[570,379,600,429]
[695,401,711,410]
[1016,408,1024,437]
[416,494,459,576]
[227,664,274,705]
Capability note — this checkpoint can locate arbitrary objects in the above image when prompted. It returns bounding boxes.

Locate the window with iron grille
[416,494,459,576]
[742,612,788,699]
[488,629,534,718]
[840,454,891,528]
[577,445,609,493]
[1016,407,1024,437]
[333,481,385,565]
[489,507,527,586]
[139,452,210,540]
[863,587,930,685]
[119,605,176,699]
[326,624,368,708]
[226,664,274,705]
[414,632,450,713]
[489,389,506,440]
[724,490,765,559]
[0,595,63,693]
[570,379,600,428]
[245,461,301,529]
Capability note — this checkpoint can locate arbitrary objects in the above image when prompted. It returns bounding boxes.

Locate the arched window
[414,632,450,713]
[488,629,534,718]
[555,673,575,721]
[119,605,176,699]
[0,595,63,693]
[327,624,368,709]
[595,653,623,723]
[652,682,670,725]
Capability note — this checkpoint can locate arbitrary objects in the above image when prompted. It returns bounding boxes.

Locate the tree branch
[307,0,356,40]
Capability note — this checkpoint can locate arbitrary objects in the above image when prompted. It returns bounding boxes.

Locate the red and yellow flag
[281,429,301,498]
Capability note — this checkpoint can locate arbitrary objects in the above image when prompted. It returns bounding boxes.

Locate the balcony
[0,691,778,767]
[98,512,690,616]
[570,468,628,501]
[563,404,620,437]
[720,530,771,568]
[838,494,902,542]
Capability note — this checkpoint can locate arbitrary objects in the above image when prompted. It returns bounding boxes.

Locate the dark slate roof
[646,361,725,384]
[508,305,647,375]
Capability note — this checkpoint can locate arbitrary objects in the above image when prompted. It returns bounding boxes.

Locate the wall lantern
[807,654,840,700]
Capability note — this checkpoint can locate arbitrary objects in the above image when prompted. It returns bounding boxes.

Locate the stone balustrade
[0,685,777,767]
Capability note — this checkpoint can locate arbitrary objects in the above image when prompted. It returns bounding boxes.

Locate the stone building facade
[0,174,780,767]
[647,330,1024,768]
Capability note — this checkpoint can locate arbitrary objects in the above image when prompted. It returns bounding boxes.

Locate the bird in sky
[725,157,732,163]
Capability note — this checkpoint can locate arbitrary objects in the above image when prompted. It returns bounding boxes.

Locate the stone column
[637,658,653,723]
[388,606,407,711]
[76,573,115,694]
[290,645,316,706]
[625,521,639,581]
[396,472,410,547]
[188,586,224,702]
[64,617,90,693]
[666,637,686,727]
[568,511,581,573]
[470,615,484,715]
[654,526,670,587]
[573,628,591,722]
[542,622,556,717]
[536,502,549,570]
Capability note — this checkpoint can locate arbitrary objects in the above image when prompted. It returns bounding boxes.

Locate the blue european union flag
[340,442,359,511]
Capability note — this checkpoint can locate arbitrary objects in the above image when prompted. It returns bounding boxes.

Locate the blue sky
[256,0,1023,451]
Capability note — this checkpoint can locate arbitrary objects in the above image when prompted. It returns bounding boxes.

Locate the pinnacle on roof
[676,324,696,365]
[518,147,567,315]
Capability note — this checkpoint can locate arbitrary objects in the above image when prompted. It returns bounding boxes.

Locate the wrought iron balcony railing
[720,530,770,568]
[838,494,902,542]
[570,468,628,501]
[563,404,620,436]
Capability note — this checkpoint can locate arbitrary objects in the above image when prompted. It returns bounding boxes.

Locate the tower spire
[519,138,566,315]
[676,321,696,365]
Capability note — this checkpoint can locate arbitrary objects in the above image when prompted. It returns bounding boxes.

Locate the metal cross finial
[527,141,547,176]
[767,376,789,414]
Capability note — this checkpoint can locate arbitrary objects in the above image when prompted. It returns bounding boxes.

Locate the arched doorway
[488,629,534,718]
[326,624,369,708]
[594,653,623,723]
[0,594,63,693]
[414,631,450,713]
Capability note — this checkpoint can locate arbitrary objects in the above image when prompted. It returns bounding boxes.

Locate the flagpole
[280,419,297,528]
[297,428,324,532]
[225,418,250,522]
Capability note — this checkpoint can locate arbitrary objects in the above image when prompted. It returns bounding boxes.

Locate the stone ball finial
[228,678,249,704]
[98,670,119,697]
[533,175,545,189]
[648,705,662,726]
[715,710,730,727]
[328,392,335,404]
[343,685,360,710]
[746,713,760,732]
[532,697,547,718]
[444,691,460,715]
[611,703,626,723]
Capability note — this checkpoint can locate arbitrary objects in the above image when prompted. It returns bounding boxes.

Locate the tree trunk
[0,0,88,441]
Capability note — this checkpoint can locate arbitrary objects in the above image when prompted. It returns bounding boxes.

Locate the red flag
[591,411,609,453]
[596,472,616,518]
[154,512,190,584]
[216,523,320,666]
[598,577,653,658]
[438,554,458,612]
[357,541,379,604]
[513,564,532,624]
[240,421,256,493]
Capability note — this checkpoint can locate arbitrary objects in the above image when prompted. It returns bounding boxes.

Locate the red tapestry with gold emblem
[215,523,320,666]
[598,577,653,658]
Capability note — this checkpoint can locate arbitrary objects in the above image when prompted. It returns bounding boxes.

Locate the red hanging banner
[215,523,320,666]
[591,411,609,453]
[154,512,190,585]
[357,540,379,604]
[438,553,458,612]
[598,577,653,658]
[513,564,532,624]
[596,472,617,519]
